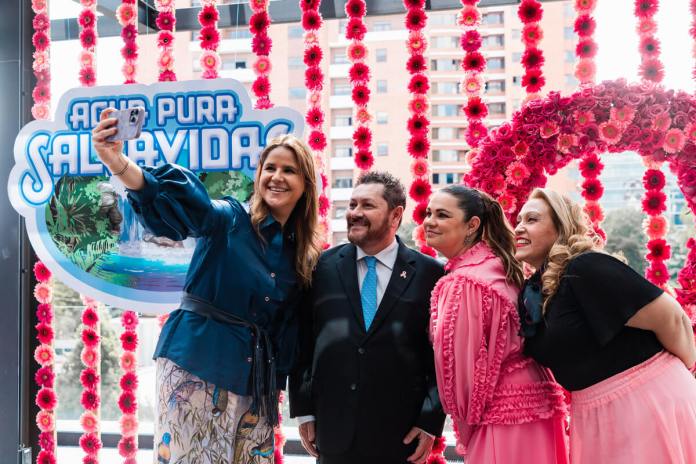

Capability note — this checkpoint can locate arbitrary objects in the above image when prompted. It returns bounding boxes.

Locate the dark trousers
[318,453,410,464]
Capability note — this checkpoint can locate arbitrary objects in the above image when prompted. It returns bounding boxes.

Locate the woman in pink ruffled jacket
[424,185,569,463]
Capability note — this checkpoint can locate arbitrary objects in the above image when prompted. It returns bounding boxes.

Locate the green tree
[602,208,648,275]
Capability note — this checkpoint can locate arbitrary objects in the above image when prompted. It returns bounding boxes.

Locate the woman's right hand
[92,108,124,170]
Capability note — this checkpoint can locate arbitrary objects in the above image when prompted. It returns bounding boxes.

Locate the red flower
[352,85,370,106]
[408,135,430,159]
[120,331,139,351]
[404,0,425,8]
[120,372,139,391]
[460,30,482,52]
[35,366,55,388]
[79,433,102,455]
[81,308,98,328]
[37,304,53,323]
[121,24,138,44]
[639,58,664,82]
[121,43,138,60]
[118,391,137,414]
[303,45,323,66]
[81,389,100,411]
[581,178,604,201]
[639,36,660,57]
[81,328,99,348]
[302,10,322,30]
[155,11,175,31]
[299,0,320,11]
[647,238,671,262]
[319,195,330,217]
[83,457,97,464]
[36,450,56,464]
[78,9,96,28]
[405,9,427,31]
[409,178,432,203]
[466,121,488,147]
[306,107,324,127]
[522,68,545,93]
[79,28,97,50]
[251,34,272,56]
[584,201,605,223]
[521,47,545,69]
[411,158,429,177]
[642,190,667,215]
[574,14,596,37]
[118,436,137,458]
[308,130,327,151]
[199,26,220,50]
[634,0,658,19]
[576,38,597,58]
[121,311,138,331]
[33,13,50,32]
[249,11,270,34]
[412,202,427,224]
[464,97,488,120]
[420,245,437,258]
[646,260,669,286]
[32,85,50,103]
[522,23,543,47]
[305,66,324,90]
[579,154,604,178]
[35,323,54,345]
[80,368,99,389]
[345,18,367,40]
[349,62,370,84]
[518,0,543,23]
[252,76,270,97]
[38,432,55,451]
[353,126,372,149]
[407,114,429,134]
[462,51,485,72]
[36,388,57,410]
[408,74,430,94]
[198,5,219,26]
[406,54,427,73]
[354,150,374,170]
[643,169,665,190]
[345,0,366,18]
[157,31,174,48]
[33,32,49,51]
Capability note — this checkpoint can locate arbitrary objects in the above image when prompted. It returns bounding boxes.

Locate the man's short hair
[355,171,406,211]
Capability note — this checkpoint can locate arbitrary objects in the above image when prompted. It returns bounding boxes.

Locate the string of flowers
[635,0,664,83]
[34,261,56,464]
[117,311,139,463]
[155,0,177,81]
[301,0,331,246]
[78,0,98,87]
[116,0,138,83]
[459,0,488,152]
[249,0,273,109]
[691,1,696,83]
[198,0,221,79]
[79,297,102,464]
[403,0,435,257]
[345,0,373,170]
[517,0,545,97]
[31,0,51,120]
[574,0,598,85]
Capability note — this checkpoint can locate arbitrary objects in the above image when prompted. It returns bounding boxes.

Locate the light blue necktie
[361,256,378,330]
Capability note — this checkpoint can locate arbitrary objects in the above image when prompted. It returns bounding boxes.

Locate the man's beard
[347,215,391,248]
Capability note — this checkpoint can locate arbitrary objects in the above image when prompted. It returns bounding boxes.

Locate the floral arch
[464,79,696,314]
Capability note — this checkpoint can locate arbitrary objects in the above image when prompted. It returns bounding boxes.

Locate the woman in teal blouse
[92,109,323,463]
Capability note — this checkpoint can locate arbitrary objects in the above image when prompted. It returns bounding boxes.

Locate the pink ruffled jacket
[430,242,567,453]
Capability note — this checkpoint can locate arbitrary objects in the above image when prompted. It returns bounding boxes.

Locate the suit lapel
[336,244,366,331]
[366,242,416,338]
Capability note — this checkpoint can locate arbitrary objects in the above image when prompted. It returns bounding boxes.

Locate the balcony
[329,63,351,78]
[329,95,353,109]
[217,38,253,54]
[329,125,353,140]
[331,187,353,201]
[218,68,255,83]
[330,157,355,170]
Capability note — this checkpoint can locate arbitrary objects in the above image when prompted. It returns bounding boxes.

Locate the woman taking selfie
[515,188,696,464]
[424,185,568,464]
[92,109,323,463]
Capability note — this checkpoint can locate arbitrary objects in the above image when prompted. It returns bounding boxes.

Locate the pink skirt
[570,351,696,464]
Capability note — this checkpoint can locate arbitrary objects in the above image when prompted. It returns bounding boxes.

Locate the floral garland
[403,0,435,257]
[459,0,488,150]
[117,311,139,463]
[517,0,545,97]
[345,0,373,170]
[463,79,696,309]
[79,297,102,463]
[31,0,51,120]
[78,0,98,87]
[116,0,138,83]
[691,1,696,83]
[301,0,331,246]
[198,0,221,79]
[635,0,663,83]
[249,0,273,109]
[155,0,177,81]
[33,261,56,464]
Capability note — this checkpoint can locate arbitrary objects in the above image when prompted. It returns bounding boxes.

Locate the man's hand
[403,427,434,464]
[299,421,319,458]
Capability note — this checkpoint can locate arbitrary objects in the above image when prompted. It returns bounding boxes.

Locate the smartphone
[106,107,145,142]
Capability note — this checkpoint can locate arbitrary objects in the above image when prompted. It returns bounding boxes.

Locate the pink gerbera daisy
[506,161,530,186]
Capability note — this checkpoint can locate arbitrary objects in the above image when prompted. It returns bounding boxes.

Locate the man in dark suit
[289,172,445,464]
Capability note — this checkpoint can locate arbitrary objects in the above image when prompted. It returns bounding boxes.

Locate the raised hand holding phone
[91,108,145,190]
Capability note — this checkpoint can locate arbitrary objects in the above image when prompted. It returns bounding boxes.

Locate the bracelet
[112,158,130,176]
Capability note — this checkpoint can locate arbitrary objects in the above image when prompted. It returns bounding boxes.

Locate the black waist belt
[179,292,279,426]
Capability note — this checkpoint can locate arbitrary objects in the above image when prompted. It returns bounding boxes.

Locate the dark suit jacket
[289,239,446,459]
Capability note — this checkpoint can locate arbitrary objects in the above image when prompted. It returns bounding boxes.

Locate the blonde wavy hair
[529,188,602,312]
[249,134,323,287]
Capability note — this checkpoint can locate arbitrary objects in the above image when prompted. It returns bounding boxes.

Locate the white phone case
[106,107,145,142]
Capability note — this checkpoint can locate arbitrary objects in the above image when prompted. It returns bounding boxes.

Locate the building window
[430,14,456,26]
[564,26,575,40]
[338,20,347,35]
[433,104,460,117]
[432,127,457,140]
[511,28,521,39]
[432,36,458,49]
[432,150,459,162]
[377,143,389,156]
[431,59,460,71]
[288,25,304,38]
[222,59,246,70]
[564,2,576,17]
[485,80,505,93]
[565,50,575,63]
[288,56,303,69]
[434,81,459,94]
[487,57,505,70]
[334,146,352,158]
[488,102,506,115]
[289,87,306,99]
[445,173,455,184]
[482,34,504,48]
[333,177,353,188]
[376,80,388,93]
[225,29,252,39]
[481,12,503,25]
[376,48,387,62]
[512,75,521,85]
[565,74,579,86]
[333,82,351,96]
[511,52,522,63]
[376,112,388,124]
[332,50,349,64]
[333,114,352,126]
[373,22,391,31]
[432,173,440,184]
[334,206,347,219]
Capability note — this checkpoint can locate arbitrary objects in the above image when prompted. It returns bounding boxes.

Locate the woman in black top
[515,188,696,464]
